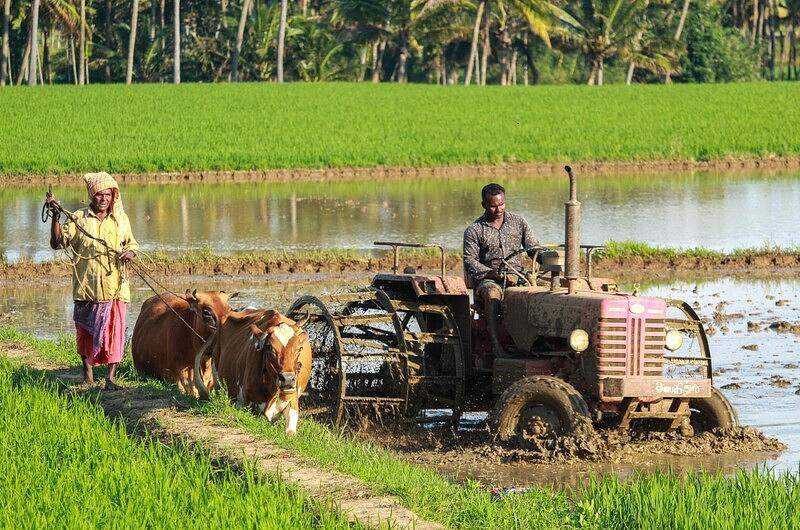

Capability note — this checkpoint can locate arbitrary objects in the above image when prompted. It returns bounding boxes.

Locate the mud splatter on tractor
[288,167,737,445]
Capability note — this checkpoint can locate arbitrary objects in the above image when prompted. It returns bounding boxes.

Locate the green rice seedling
[574,469,800,529]
[1,83,799,176]
[0,357,356,529]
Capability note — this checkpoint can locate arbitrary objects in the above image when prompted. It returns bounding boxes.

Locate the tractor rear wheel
[489,376,592,448]
[689,386,738,434]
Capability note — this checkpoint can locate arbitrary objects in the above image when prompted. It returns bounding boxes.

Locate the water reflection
[3,171,799,263]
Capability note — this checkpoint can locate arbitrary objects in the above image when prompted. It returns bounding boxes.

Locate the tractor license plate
[621,378,711,398]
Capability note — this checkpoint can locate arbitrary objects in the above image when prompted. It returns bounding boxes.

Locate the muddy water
[4,171,800,263]
[1,275,798,486]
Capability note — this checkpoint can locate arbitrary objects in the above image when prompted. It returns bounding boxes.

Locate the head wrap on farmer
[84,172,124,215]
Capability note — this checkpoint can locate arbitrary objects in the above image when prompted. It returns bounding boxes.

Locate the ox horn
[193,331,217,400]
[294,310,311,329]
[185,289,198,302]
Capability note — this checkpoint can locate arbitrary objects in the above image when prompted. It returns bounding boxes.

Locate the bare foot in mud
[104,380,120,391]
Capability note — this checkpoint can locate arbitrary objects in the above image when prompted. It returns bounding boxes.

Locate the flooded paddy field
[3,170,800,263]
[1,273,798,488]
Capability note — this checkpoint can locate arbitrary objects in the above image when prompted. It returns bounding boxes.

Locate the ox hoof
[285,429,297,437]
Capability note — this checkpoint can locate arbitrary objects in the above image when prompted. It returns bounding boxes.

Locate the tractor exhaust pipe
[564,166,580,294]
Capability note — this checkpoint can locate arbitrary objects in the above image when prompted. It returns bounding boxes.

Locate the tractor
[287,166,738,445]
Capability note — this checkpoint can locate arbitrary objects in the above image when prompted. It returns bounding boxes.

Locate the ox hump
[272,322,295,347]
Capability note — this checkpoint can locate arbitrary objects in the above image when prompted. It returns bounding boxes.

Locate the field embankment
[2,83,800,180]
[2,328,800,529]
[4,243,800,281]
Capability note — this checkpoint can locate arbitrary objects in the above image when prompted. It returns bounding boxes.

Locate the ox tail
[193,330,218,399]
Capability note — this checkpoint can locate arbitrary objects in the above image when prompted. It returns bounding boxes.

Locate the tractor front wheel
[489,376,592,449]
[689,386,739,434]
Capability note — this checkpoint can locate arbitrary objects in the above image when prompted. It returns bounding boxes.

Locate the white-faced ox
[213,310,312,436]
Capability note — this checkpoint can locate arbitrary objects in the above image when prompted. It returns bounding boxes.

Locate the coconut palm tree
[126,0,140,83]
[28,0,41,85]
[560,0,651,85]
[173,0,180,83]
[231,0,253,81]
[0,0,10,86]
[277,0,288,81]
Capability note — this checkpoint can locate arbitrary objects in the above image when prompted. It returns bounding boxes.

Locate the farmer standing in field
[46,173,138,390]
[463,183,539,357]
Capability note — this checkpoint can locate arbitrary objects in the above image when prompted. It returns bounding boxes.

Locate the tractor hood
[502,286,667,353]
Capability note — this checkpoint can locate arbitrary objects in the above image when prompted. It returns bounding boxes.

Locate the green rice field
[2,328,799,529]
[1,82,799,175]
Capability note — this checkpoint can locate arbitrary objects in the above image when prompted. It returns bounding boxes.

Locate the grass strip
[5,241,800,270]
[2,328,799,529]
[2,83,800,176]
[0,356,355,528]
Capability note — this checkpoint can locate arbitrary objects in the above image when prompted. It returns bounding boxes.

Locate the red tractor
[288,167,737,444]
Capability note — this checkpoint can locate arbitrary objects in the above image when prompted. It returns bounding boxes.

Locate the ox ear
[294,310,311,330]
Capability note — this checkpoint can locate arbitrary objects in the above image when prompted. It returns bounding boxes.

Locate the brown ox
[214,310,312,436]
[132,290,237,397]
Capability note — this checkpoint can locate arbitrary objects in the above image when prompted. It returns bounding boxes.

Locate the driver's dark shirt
[463,212,539,288]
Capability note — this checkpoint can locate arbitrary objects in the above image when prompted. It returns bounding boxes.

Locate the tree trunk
[18,30,30,84]
[79,0,85,85]
[630,57,642,82]
[510,48,517,84]
[465,0,485,86]
[173,0,180,83]
[587,58,598,85]
[499,24,510,85]
[300,0,307,16]
[28,0,41,86]
[70,36,78,84]
[396,38,408,83]
[43,25,51,84]
[277,0,288,82]
[370,40,379,82]
[780,25,790,80]
[150,0,156,42]
[674,0,690,40]
[104,0,113,81]
[372,40,385,82]
[160,0,165,51]
[522,32,528,85]
[231,0,252,81]
[357,45,367,81]
[126,0,140,84]
[0,0,10,86]
[791,20,797,80]
[480,1,491,85]
[441,51,447,84]
[597,57,604,85]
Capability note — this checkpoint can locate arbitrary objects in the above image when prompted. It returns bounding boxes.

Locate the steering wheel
[498,246,547,288]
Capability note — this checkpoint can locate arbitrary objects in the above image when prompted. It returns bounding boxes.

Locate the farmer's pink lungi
[74,300,127,366]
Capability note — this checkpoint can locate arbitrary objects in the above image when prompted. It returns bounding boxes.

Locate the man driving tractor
[463,183,539,357]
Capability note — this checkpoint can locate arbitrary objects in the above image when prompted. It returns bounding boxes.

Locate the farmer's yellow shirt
[61,207,139,302]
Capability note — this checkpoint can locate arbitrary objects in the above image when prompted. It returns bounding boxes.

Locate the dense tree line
[1,0,797,86]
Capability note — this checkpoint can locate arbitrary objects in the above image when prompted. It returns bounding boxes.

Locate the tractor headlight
[569,329,590,352]
[665,329,684,351]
